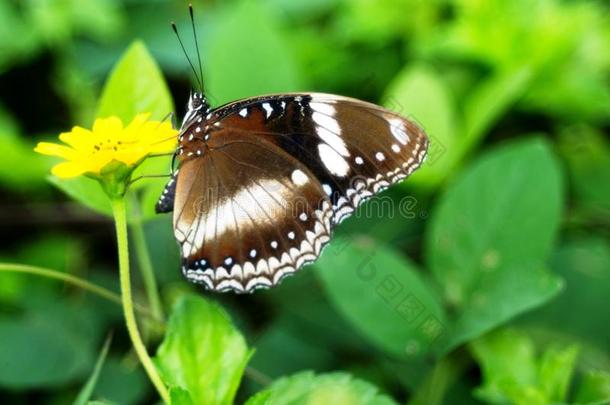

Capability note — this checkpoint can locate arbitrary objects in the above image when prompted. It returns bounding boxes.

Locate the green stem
[407,350,470,405]
[130,196,165,321]
[111,197,170,404]
[0,263,157,322]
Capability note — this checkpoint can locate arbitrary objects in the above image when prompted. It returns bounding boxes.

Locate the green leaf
[316,235,447,358]
[74,334,113,405]
[574,370,610,404]
[427,138,564,351]
[462,67,532,151]
[206,1,304,106]
[170,386,195,405]
[154,294,253,405]
[48,175,112,216]
[520,237,610,351]
[446,262,563,352]
[0,308,95,388]
[382,64,459,188]
[558,126,610,213]
[248,317,335,378]
[97,40,173,123]
[245,371,397,405]
[335,188,427,244]
[93,356,148,405]
[470,328,541,405]
[0,106,49,191]
[538,344,579,402]
[470,328,580,405]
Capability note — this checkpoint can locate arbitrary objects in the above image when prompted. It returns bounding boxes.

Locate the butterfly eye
[189,93,205,111]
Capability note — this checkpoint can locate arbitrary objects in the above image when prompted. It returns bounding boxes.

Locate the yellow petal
[115,149,147,166]
[88,150,114,173]
[34,142,79,160]
[59,127,95,151]
[149,138,177,154]
[92,116,124,139]
[51,161,89,178]
[142,123,178,153]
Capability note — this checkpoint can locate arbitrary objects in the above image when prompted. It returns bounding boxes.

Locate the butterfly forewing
[212,94,428,223]
[160,93,428,293]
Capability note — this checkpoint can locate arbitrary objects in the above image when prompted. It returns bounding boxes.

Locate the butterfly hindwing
[172,130,332,292]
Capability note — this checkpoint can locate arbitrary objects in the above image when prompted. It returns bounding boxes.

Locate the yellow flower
[35,113,177,179]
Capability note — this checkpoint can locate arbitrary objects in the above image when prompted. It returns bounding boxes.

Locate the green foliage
[206,1,304,106]
[421,0,610,123]
[92,357,148,405]
[245,371,397,405]
[97,40,174,124]
[74,334,113,405]
[154,294,253,405]
[521,237,610,350]
[471,328,579,405]
[427,139,564,350]
[169,387,195,405]
[0,106,50,191]
[0,305,95,388]
[316,236,446,358]
[558,126,610,214]
[574,370,610,404]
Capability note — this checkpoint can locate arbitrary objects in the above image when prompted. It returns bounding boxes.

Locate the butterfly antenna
[171,21,203,91]
[189,4,205,94]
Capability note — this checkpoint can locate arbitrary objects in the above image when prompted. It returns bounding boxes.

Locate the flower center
[93,139,124,153]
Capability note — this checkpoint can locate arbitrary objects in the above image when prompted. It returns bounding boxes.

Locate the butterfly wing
[172,129,332,292]
[162,93,428,293]
[211,93,429,224]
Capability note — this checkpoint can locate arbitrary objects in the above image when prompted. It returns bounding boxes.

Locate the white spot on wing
[310,102,336,116]
[376,152,385,161]
[239,108,248,118]
[291,169,308,186]
[355,156,364,165]
[392,144,400,153]
[312,112,341,135]
[389,118,409,145]
[318,143,350,177]
[322,184,332,196]
[316,126,349,156]
[262,103,273,118]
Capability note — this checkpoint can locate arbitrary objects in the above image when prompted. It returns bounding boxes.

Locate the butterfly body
[157,92,428,293]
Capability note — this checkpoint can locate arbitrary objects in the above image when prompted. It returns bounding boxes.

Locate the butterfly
[156,10,429,293]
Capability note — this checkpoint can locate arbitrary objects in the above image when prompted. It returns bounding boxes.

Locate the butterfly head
[181,91,210,129]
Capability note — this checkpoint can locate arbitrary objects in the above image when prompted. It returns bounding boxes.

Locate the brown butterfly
[156,91,428,293]
[156,8,428,293]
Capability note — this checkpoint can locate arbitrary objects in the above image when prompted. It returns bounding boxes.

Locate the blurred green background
[1,0,609,404]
